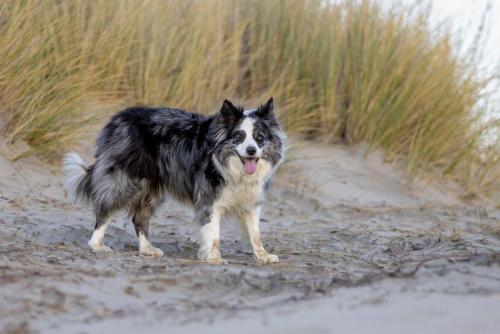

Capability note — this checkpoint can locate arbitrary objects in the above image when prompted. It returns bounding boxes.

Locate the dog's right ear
[220,99,243,125]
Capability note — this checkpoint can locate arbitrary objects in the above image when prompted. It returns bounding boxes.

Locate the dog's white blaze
[243,109,256,116]
[236,116,262,158]
[88,223,112,252]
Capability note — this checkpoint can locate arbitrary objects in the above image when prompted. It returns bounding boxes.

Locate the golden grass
[0,0,498,197]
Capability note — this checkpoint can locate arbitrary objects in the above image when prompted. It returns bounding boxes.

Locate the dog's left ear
[255,97,275,118]
[220,99,243,125]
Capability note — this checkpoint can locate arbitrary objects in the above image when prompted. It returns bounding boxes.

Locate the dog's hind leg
[130,191,164,257]
[88,208,113,253]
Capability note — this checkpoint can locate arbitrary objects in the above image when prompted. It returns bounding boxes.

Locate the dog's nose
[246,146,256,156]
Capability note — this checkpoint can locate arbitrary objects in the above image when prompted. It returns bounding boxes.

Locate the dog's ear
[220,99,243,125]
[255,97,275,118]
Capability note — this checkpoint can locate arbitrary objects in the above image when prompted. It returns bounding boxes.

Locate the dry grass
[0,0,498,196]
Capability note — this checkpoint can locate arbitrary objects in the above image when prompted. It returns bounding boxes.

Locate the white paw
[88,241,113,253]
[267,253,279,263]
[140,245,164,257]
[256,252,279,264]
[197,247,226,264]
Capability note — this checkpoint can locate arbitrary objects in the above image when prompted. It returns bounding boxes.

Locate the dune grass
[0,0,498,197]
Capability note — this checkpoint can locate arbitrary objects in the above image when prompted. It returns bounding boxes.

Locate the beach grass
[0,0,498,197]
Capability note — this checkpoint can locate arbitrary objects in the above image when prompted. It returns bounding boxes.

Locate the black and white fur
[63,98,284,264]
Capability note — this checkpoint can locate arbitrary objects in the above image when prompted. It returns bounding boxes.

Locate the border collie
[63,98,284,264]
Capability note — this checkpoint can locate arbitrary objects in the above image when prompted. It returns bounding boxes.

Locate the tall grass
[0,0,498,196]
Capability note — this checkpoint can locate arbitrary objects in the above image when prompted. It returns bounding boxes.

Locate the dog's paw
[255,252,279,264]
[197,247,226,264]
[88,242,113,253]
[140,245,164,257]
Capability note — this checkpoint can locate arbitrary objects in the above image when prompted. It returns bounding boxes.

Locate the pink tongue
[244,158,257,175]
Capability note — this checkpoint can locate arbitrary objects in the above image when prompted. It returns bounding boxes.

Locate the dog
[62,98,285,264]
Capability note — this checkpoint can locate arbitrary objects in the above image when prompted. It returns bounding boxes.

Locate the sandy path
[0,143,499,333]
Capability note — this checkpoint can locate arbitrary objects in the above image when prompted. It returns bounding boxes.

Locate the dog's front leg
[196,205,226,264]
[242,206,279,264]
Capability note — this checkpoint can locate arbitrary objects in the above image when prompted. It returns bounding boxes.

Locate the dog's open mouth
[240,157,259,175]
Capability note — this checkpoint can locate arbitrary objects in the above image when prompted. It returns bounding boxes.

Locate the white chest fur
[214,156,272,215]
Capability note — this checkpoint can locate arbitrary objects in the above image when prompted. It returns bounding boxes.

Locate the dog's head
[212,98,284,178]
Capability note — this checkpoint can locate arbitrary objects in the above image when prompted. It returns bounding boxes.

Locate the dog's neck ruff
[213,156,272,214]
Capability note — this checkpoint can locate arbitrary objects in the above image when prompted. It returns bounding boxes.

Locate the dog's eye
[233,131,245,143]
[255,134,265,144]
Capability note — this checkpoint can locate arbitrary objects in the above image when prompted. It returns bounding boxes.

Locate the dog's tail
[62,152,93,205]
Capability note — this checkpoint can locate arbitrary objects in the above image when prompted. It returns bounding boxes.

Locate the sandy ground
[0,140,499,334]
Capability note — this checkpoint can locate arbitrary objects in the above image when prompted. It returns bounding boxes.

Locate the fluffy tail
[62,152,93,204]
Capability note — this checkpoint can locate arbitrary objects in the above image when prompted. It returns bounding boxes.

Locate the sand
[0,139,499,334]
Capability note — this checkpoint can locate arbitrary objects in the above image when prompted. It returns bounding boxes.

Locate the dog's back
[65,107,214,209]
[95,106,208,181]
